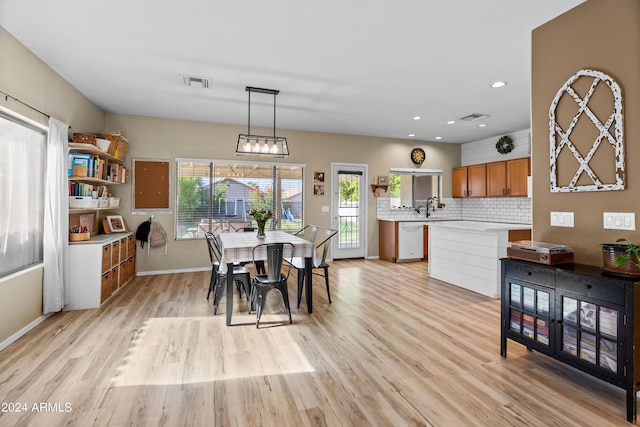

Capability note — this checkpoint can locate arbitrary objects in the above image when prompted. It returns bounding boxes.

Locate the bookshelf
[67,135,135,310]
[68,141,128,237]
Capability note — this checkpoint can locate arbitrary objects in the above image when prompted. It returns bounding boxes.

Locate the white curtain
[43,117,69,313]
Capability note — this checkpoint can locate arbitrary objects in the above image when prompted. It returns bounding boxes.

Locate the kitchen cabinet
[501,259,640,423]
[506,158,530,197]
[456,158,529,198]
[452,164,486,198]
[66,233,136,310]
[488,158,530,197]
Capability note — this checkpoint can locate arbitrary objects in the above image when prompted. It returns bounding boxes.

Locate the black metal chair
[287,226,338,308]
[205,232,251,314]
[249,242,295,328]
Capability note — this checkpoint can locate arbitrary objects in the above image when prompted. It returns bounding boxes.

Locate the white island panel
[428,221,530,298]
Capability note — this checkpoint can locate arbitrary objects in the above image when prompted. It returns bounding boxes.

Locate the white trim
[175,157,305,169]
[389,168,443,175]
[0,105,49,131]
[0,313,51,352]
[135,267,210,276]
[0,263,44,284]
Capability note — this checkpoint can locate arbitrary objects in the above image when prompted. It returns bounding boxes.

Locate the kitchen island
[428,221,530,298]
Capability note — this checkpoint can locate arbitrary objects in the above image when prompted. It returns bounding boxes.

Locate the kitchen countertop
[377,218,531,229]
[427,220,531,231]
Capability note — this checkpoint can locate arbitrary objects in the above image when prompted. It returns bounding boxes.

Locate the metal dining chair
[205,232,251,314]
[249,242,295,328]
[287,226,338,308]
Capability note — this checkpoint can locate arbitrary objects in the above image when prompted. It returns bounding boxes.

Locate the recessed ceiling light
[408,133,416,137]
[412,116,422,121]
[491,81,507,88]
[446,120,456,125]
[477,123,487,128]
[434,136,443,140]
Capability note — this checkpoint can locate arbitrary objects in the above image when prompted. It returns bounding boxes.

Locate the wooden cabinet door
[423,225,428,259]
[452,167,468,198]
[467,164,487,197]
[378,220,398,262]
[507,158,530,196]
[487,161,507,197]
[101,271,112,303]
[101,244,111,274]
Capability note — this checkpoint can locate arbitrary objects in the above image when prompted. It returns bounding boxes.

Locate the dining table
[216,230,315,326]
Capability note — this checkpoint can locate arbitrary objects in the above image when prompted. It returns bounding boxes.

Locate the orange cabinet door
[452,167,468,198]
[487,161,507,197]
[507,158,530,196]
[467,164,487,197]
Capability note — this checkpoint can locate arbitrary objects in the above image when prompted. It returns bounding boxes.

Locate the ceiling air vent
[459,113,489,122]
[180,74,212,89]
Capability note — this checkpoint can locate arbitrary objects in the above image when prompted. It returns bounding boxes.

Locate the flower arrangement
[248,208,273,238]
[248,208,274,222]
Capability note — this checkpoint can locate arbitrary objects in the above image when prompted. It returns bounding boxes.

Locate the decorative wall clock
[411,148,425,165]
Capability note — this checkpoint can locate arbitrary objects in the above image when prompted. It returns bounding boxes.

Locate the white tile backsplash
[376,196,531,224]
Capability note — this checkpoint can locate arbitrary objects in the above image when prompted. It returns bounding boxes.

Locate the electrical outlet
[603,212,636,231]
[550,211,574,227]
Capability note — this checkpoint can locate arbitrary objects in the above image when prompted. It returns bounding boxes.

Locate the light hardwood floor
[0,259,633,426]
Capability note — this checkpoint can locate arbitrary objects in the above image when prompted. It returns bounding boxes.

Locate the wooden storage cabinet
[67,232,136,310]
[452,164,486,198]
[455,157,529,198]
[501,259,640,423]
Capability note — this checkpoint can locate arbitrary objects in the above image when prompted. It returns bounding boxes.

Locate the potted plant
[601,238,640,277]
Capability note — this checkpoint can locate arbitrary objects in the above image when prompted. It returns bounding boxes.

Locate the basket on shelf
[72,133,96,145]
[97,132,128,159]
[69,232,90,242]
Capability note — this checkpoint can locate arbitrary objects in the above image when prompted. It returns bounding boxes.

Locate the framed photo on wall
[313,171,325,183]
[313,185,325,196]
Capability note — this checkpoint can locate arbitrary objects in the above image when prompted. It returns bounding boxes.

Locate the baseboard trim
[0,313,51,352]
[136,267,210,276]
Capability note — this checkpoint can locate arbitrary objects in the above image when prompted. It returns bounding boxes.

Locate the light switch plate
[321,205,330,213]
[603,212,635,231]
[550,211,574,227]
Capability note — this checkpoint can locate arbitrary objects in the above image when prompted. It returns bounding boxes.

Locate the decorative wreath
[496,135,514,155]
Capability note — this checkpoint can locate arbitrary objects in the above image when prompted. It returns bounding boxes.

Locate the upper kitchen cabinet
[453,164,486,198]
[487,158,530,197]
[506,158,530,197]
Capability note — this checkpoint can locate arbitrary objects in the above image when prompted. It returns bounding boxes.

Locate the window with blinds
[175,159,304,239]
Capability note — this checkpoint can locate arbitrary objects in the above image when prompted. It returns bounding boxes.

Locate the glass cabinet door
[508,280,552,347]
[559,294,619,374]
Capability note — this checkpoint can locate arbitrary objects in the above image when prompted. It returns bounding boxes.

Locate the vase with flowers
[248,208,273,238]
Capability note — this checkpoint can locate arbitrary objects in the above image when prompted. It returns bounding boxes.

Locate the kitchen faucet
[426,197,437,218]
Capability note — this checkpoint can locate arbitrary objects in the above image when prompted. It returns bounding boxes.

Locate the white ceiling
[0,0,585,144]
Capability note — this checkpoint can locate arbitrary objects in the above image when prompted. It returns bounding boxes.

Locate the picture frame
[79,213,95,234]
[313,185,325,196]
[106,215,127,233]
[377,175,389,185]
[313,171,325,183]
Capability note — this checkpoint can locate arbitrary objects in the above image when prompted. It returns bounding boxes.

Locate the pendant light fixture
[236,86,289,157]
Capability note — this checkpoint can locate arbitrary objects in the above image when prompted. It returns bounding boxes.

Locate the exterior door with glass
[331,163,367,259]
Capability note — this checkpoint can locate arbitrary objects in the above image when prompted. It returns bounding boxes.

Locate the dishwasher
[397,222,424,261]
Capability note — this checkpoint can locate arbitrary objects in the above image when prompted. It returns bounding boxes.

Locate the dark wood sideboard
[500,258,640,423]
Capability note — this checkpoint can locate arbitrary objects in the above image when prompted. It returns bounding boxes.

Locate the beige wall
[105,114,461,273]
[0,26,105,343]
[531,0,640,266]
[0,22,459,343]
